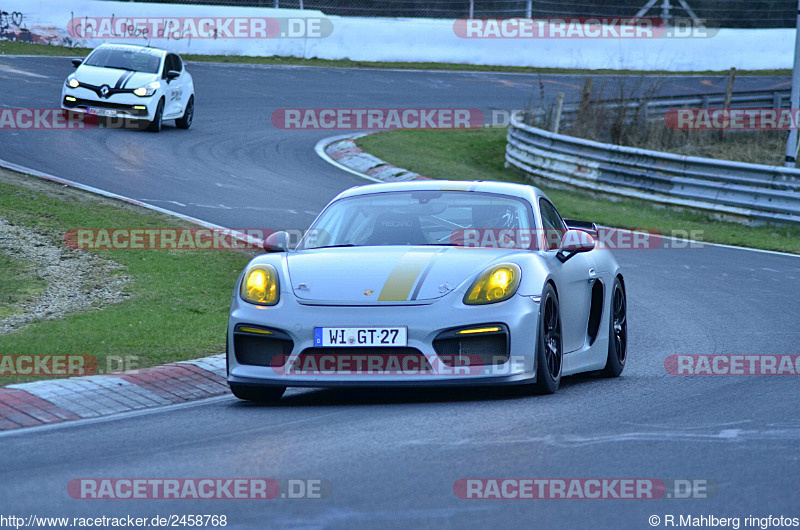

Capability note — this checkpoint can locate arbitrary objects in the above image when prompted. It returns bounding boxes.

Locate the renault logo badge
[100,85,110,98]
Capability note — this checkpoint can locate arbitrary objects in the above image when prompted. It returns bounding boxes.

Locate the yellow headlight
[463,263,521,305]
[457,326,501,335]
[240,264,279,306]
[68,78,80,88]
[133,82,160,97]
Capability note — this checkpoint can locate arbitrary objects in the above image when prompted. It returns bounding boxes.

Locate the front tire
[602,277,627,377]
[532,283,563,394]
[230,384,285,403]
[146,99,164,132]
[175,95,193,129]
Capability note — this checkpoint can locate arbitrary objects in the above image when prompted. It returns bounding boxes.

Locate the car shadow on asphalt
[89,117,188,133]
[230,373,610,408]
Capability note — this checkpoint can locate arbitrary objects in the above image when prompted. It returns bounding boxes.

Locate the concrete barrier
[0,0,795,71]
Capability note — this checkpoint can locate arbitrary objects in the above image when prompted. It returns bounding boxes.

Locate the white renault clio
[62,43,194,132]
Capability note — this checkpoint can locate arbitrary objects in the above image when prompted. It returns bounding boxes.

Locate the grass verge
[356,128,800,254]
[0,169,252,386]
[0,40,790,76]
[0,252,46,319]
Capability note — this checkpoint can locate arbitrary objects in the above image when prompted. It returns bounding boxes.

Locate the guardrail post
[578,78,593,116]
[552,93,565,133]
[639,100,650,128]
[720,67,736,141]
[785,0,800,167]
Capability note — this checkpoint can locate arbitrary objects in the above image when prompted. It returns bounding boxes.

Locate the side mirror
[71,59,82,68]
[263,231,289,253]
[166,70,181,81]
[557,229,595,263]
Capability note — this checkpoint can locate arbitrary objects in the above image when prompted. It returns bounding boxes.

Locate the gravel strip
[0,217,130,335]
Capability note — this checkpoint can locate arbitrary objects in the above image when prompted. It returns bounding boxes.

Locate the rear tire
[146,99,164,132]
[602,277,627,377]
[230,384,285,403]
[175,95,193,129]
[532,283,562,394]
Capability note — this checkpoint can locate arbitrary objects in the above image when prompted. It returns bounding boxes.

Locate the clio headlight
[463,263,521,305]
[133,81,160,97]
[240,264,280,306]
[66,75,79,88]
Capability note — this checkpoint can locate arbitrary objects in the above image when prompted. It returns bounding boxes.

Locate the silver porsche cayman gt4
[227,180,626,401]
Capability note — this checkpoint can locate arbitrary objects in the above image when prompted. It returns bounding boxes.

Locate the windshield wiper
[308,244,358,249]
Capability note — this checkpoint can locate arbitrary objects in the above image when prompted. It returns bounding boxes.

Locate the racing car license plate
[315,327,408,347]
[87,107,117,117]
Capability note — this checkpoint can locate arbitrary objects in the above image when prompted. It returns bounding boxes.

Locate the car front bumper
[61,86,156,120]
[227,292,541,388]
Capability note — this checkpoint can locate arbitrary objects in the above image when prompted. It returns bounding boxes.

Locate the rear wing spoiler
[564,219,598,238]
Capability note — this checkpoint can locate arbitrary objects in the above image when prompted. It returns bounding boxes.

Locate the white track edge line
[0,157,263,247]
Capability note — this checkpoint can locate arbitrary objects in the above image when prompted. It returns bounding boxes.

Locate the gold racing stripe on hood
[377,250,439,301]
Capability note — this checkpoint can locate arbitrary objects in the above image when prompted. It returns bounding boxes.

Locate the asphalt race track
[1,57,799,528]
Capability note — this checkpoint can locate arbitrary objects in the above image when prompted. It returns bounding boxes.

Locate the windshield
[299,190,534,249]
[83,47,162,74]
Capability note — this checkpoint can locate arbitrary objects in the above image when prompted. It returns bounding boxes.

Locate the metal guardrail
[505,113,800,225]
[536,89,791,128]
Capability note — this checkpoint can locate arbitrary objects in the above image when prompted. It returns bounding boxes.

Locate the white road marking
[137,199,186,207]
[215,181,245,190]
[0,63,49,79]
[397,427,800,447]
